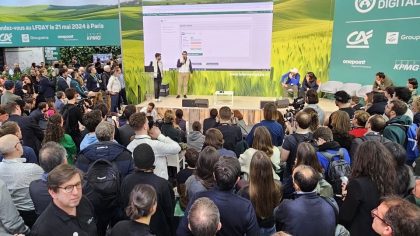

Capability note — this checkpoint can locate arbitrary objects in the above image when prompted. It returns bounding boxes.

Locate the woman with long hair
[110,184,157,236]
[384,142,414,197]
[185,146,220,201]
[330,110,354,150]
[295,142,333,198]
[339,140,397,236]
[239,151,282,236]
[42,113,77,165]
[239,126,280,180]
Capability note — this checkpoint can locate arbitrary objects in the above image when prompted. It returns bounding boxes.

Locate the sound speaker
[260,101,275,109]
[195,99,209,108]
[182,99,196,107]
[276,99,290,108]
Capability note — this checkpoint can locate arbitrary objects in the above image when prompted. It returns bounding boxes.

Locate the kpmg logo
[393,60,420,71]
[0,33,13,44]
[346,30,373,48]
[386,32,399,44]
[355,0,376,13]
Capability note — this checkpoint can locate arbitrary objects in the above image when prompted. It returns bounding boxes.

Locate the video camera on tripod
[284,97,305,122]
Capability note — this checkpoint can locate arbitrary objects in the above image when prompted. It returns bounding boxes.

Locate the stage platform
[136,95,337,126]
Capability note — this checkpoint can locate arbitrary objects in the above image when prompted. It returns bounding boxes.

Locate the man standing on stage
[176,51,193,98]
[151,53,163,102]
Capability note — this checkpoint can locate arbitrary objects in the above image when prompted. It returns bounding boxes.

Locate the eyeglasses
[371,208,389,225]
[58,182,82,193]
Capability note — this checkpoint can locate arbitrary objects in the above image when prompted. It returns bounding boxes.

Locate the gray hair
[188,197,220,236]
[0,134,19,155]
[39,142,67,173]
[95,121,115,141]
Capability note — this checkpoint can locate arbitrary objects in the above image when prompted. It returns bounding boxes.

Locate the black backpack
[83,159,121,211]
[320,148,351,194]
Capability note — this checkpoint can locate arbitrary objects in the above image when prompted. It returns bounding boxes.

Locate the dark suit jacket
[56,77,69,92]
[203,117,218,134]
[7,114,44,155]
[38,76,56,100]
[339,177,380,236]
[275,192,336,236]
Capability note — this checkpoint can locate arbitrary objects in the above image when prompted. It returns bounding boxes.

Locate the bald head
[0,134,21,158]
[104,65,111,72]
[188,197,221,236]
[292,165,320,192]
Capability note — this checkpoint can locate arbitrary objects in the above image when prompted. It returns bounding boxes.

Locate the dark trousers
[154,77,162,99]
[119,88,128,106]
[18,210,37,228]
[110,94,119,113]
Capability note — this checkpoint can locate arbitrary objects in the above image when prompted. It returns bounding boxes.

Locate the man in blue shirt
[281,68,301,98]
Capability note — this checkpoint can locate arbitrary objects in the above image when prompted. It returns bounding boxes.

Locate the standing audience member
[239,151,282,236]
[178,157,260,236]
[117,104,137,147]
[204,128,236,158]
[127,112,181,180]
[185,146,219,202]
[42,114,77,165]
[371,196,420,236]
[366,92,387,115]
[330,110,354,151]
[333,90,355,119]
[30,164,97,236]
[120,143,174,236]
[394,87,413,120]
[349,110,369,138]
[339,141,397,236]
[29,142,67,216]
[54,91,66,112]
[1,80,22,105]
[29,102,48,130]
[274,165,336,235]
[79,110,102,151]
[0,134,43,228]
[0,121,38,164]
[107,68,122,113]
[5,102,44,156]
[177,148,199,210]
[187,121,205,152]
[281,111,313,198]
[0,179,30,235]
[203,108,219,134]
[240,126,281,181]
[216,106,243,153]
[188,197,221,236]
[383,100,411,146]
[247,103,284,146]
[60,88,87,148]
[110,184,157,236]
[305,89,325,126]
[37,68,56,103]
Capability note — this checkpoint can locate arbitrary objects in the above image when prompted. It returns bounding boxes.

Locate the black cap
[334,90,351,103]
[133,143,155,170]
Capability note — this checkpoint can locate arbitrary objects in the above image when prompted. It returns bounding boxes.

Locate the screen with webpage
[143,1,273,71]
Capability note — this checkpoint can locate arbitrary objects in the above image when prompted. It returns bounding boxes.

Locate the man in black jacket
[120,143,175,236]
[76,121,134,236]
[29,142,67,215]
[56,68,69,92]
[215,106,242,152]
[4,102,44,155]
[61,88,85,148]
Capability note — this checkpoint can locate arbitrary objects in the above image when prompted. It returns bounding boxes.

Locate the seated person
[177,148,199,210]
[187,121,205,152]
[373,72,394,93]
[281,68,300,97]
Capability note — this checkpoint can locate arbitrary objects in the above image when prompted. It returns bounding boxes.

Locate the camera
[284,97,305,122]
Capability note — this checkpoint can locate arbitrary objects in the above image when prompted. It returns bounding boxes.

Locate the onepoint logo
[386,32,399,44]
[355,0,376,13]
[346,30,373,48]
[0,33,13,44]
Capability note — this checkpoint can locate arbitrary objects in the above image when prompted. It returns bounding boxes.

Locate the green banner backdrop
[330,0,420,86]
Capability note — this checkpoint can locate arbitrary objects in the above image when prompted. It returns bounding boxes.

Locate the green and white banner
[330,0,420,85]
[0,20,120,47]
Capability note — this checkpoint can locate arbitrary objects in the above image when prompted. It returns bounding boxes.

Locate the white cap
[290,68,299,74]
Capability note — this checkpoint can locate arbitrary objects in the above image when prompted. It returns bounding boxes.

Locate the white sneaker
[157,98,161,102]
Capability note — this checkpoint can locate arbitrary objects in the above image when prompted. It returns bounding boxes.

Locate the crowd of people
[0,61,419,236]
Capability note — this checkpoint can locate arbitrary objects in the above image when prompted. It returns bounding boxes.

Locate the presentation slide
[143,2,273,71]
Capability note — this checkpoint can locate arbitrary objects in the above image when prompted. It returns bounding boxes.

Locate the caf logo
[355,0,376,13]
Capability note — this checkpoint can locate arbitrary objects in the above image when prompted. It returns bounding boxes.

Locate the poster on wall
[0,0,121,47]
[330,0,420,86]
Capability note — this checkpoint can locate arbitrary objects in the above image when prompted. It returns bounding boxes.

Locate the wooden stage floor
[136,95,337,126]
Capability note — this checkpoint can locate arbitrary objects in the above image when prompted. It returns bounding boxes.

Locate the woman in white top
[239,126,280,180]
[107,68,122,113]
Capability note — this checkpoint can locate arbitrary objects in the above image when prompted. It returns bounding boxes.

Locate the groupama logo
[355,0,376,13]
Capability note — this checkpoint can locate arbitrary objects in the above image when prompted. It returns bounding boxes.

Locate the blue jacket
[76,141,134,179]
[177,188,260,236]
[246,120,284,146]
[274,192,336,236]
[80,133,99,151]
[281,72,300,86]
[38,76,56,99]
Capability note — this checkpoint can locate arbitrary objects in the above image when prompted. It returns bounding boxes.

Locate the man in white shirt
[140,102,158,122]
[176,51,193,98]
[127,112,181,180]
